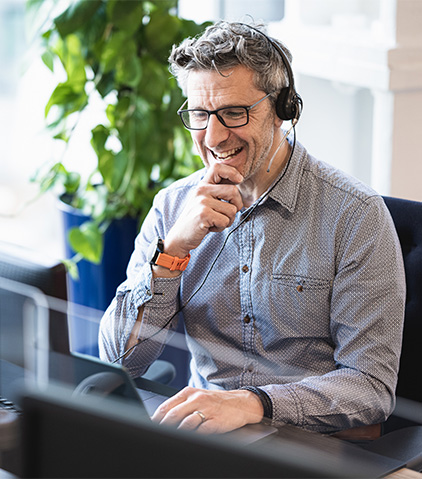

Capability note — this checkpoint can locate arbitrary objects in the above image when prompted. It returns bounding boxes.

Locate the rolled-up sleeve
[99,190,184,377]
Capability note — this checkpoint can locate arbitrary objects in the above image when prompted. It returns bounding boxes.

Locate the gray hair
[168,20,293,106]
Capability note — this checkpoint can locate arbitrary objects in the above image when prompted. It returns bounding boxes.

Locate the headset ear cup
[276,87,295,121]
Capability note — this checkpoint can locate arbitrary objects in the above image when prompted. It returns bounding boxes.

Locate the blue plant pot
[59,199,190,388]
[60,200,139,357]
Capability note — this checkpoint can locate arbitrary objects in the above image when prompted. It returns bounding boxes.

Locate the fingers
[194,189,241,233]
[150,387,262,435]
[197,183,244,214]
[162,164,244,258]
[201,163,244,211]
[151,387,206,431]
[176,410,209,433]
[151,387,213,431]
[203,163,244,187]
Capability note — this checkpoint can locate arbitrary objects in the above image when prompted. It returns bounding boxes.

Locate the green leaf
[96,70,115,98]
[62,258,80,281]
[55,34,87,85]
[90,124,109,155]
[34,162,81,196]
[137,55,167,102]
[41,49,55,72]
[106,0,145,36]
[99,150,128,192]
[144,10,181,59]
[45,81,88,119]
[100,31,128,73]
[54,0,103,38]
[35,162,65,192]
[147,1,177,13]
[115,41,142,87]
[63,171,81,195]
[53,129,70,142]
[106,95,132,129]
[68,222,103,264]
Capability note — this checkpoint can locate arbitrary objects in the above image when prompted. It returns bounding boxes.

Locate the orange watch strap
[155,252,191,271]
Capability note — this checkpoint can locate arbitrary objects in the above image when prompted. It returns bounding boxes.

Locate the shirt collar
[266,137,306,214]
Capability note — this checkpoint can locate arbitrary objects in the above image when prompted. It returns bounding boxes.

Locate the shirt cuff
[260,384,303,427]
[131,271,182,309]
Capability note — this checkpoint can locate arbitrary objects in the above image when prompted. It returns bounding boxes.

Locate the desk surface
[387,468,422,478]
[0,468,16,478]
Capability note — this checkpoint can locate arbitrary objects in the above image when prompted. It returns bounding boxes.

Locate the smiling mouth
[211,147,243,162]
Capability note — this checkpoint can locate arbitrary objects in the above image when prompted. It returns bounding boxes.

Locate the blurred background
[1,0,421,259]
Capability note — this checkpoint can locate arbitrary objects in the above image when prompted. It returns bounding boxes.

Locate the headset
[236,23,303,123]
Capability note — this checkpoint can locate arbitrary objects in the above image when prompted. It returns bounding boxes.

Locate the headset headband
[236,23,303,122]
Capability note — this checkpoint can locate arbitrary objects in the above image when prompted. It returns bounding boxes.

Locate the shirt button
[247,365,254,372]
[243,315,251,324]
[242,265,249,273]
[296,285,303,292]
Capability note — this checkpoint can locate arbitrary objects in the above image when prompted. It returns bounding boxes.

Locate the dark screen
[19,386,385,479]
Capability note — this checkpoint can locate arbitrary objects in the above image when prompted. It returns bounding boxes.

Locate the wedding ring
[194,410,206,424]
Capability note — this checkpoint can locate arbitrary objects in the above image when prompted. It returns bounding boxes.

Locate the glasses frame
[177,92,272,131]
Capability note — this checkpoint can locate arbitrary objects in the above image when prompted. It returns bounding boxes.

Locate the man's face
[186,65,281,183]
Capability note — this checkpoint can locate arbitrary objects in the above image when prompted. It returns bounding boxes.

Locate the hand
[151,386,264,434]
[163,164,244,259]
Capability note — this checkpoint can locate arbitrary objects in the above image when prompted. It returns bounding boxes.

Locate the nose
[204,113,230,149]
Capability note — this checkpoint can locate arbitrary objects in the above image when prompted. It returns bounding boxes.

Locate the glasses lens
[218,107,248,127]
[179,106,250,130]
[181,110,208,129]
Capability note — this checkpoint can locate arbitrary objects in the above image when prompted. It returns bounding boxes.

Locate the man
[99,21,405,436]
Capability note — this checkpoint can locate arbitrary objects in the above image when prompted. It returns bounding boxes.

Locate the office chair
[356,196,422,470]
[382,196,422,409]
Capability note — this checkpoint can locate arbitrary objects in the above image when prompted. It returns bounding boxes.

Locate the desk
[387,469,422,479]
[0,468,15,478]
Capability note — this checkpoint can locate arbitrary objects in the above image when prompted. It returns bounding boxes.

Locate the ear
[274,114,283,129]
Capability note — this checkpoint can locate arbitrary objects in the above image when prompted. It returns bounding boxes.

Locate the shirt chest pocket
[268,274,333,338]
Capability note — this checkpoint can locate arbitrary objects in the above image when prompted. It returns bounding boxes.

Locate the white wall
[270,0,422,200]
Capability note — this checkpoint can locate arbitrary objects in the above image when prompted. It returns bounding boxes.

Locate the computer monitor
[0,240,70,359]
[20,384,385,479]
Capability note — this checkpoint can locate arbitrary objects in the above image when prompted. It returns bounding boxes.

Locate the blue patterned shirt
[99,140,406,433]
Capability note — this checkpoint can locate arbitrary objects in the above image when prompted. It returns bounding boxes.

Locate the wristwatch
[147,237,190,271]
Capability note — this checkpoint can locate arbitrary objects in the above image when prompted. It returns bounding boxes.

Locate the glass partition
[1,275,416,478]
[0,276,48,401]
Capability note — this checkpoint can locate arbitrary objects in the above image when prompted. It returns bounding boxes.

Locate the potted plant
[29,0,208,368]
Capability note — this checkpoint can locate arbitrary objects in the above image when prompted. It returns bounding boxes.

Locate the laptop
[57,352,279,445]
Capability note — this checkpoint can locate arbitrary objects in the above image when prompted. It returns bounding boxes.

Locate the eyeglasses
[177,93,272,130]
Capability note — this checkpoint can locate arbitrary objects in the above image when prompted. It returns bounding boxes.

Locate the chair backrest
[383,196,422,403]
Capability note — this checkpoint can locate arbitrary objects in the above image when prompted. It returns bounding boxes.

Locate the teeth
[214,148,240,160]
